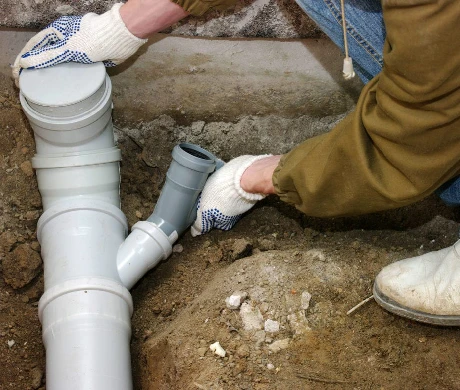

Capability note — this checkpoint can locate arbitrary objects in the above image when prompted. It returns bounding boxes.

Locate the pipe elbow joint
[117,221,177,289]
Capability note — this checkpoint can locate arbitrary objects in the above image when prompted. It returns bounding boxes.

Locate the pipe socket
[38,277,133,390]
[20,62,121,210]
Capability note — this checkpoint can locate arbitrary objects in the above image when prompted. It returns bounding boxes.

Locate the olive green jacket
[180,0,460,218]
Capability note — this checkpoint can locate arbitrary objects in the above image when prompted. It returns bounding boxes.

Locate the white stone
[209,341,226,358]
[264,319,280,333]
[7,339,15,348]
[267,363,275,370]
[225,291,248,310]
[240,302,263,331]
[301,291,312,310]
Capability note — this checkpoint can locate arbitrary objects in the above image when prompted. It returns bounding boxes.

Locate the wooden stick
[193,382,207,390]
[347,295,374,315]
[296,373,351,384]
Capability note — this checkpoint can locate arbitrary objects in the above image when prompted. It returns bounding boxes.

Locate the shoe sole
[373,283,460,326]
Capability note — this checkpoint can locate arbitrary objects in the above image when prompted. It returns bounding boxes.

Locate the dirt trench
[1,71,460,390]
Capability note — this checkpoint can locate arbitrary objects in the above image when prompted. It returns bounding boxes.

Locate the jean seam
[323,0,383,69]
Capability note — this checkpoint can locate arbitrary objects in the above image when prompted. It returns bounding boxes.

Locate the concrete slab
[1,31,362,123]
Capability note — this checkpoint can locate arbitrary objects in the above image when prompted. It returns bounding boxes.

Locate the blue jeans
[296,0,460,206]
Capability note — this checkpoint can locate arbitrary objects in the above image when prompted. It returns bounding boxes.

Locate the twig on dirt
[296,372,351,384]
[193,382,207,390]
[226,320,240,334]
[346,295,374,316]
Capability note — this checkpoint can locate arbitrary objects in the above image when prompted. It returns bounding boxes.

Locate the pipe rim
[172,143,217,173]
[19,75,112,131]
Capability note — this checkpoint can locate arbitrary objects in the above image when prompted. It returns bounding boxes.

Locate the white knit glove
[191,155,271,237]
[12,3,147,84]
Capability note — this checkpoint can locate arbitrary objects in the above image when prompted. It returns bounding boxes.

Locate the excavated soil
[1,71,460,390]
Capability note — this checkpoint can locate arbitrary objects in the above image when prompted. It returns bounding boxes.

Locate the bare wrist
[120,0,189,39]
[240,155,282,195]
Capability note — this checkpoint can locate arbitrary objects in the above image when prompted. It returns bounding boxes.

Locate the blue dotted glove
[12,3,146,84]
[191,155,271,236]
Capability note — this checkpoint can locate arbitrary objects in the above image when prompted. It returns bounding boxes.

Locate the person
[12,0,460,326]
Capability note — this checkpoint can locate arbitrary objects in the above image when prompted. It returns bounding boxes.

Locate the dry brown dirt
[1,71,460,390]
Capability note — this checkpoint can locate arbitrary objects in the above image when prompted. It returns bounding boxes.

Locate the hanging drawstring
[340,0,355,79]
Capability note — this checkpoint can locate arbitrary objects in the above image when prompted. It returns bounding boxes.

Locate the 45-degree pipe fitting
[19,62,220,390]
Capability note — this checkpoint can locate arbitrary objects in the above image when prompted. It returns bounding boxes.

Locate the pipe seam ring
[38,277,134,321]
[37,199,128,243]
[132,221,174,258]
[32,147,122,169]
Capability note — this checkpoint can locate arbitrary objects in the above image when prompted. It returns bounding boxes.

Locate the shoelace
[340,0,355,79]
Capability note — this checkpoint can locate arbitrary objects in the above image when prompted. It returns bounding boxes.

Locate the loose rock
[268,338,290,353]
[236,344,250,358]
[2,244,42,289]
[301,291,312,310]
[30,367,43,389]
[252,330,266,349]
[172,244,184,253]
[19,161,34,177]
[225,291,248,310]
[209,341,226,358]
[230,239,253,261]
[287,311,311,335]
[240,302,264,331]
[264,319,280,333]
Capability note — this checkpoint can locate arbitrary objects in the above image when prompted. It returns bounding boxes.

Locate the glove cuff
[234,155,273,201]
[92,3,147,63]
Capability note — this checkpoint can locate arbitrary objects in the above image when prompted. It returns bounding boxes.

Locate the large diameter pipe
[20,62,132,390]
[20,61,222,390]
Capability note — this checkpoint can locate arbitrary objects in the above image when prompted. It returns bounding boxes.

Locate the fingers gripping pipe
[19,62,219,390]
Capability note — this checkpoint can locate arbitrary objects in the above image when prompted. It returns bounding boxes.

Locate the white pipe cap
[20,62,107,116]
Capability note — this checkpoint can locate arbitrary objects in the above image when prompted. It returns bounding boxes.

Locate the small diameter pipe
[117,143,218,289]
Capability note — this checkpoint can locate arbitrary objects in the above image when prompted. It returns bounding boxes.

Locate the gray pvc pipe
[117,143,221,289]
[147,143,217,236]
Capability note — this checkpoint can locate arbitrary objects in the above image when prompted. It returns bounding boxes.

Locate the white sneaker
[373,240,460,326]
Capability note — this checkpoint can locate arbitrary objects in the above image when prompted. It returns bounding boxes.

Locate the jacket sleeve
[171,0,237,16]
[272,0,460,217]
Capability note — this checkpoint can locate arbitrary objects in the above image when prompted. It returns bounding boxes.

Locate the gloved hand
[191,155,272,236]
[12,3,147,85]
